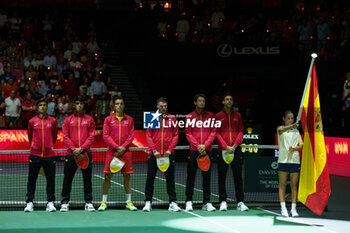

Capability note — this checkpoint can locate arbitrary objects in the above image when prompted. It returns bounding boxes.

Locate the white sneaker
[290,209,299,217]
[202,202,216,211]
[185,201,193,211]
[237,202,248,211]
[168,202,181,212]
[281,209,289,217]
[85,203,96,212]
[142,201,152,212]
[46,202,56,212]
[24,202,34,212]
[60,203,69,212]
[219,201,227,211]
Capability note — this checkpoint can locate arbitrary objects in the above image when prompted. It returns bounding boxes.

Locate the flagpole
[296,53,318,122]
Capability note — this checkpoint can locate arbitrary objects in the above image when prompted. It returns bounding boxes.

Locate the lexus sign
[217,44,280,57]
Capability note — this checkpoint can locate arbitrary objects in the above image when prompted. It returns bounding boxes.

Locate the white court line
[257,207,338,233]
[155,176,235,202]
[94,174,163,202]
[182,210,242,233]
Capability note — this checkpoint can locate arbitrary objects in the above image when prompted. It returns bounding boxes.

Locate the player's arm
[233,113,244,147]
[27,119,33,144]
[167,118,179,155]
[103,117,119,151]
[214,113,228,149]
[62,117,76,151]
[146,129,156,153]
[80,117,95,152]
[121,117,134,149]
[185,115,199,148]
[52,118,58,145]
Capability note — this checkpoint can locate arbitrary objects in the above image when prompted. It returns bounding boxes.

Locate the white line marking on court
[257,207,338,233]
[182,210,242,233]
[94,174,163,202]
[155,176,235,201]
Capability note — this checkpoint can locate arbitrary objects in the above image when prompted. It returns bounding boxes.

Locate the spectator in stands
[24,54,38,70]
[8,11,21,38]
[72,35,82,55]
[87,37,99,54]
[57,95,70,128]
[46,94,56,117]
[4,90,21,127]
[32,85,43,101]
[0,8,8,35]
[2,76,19,98]
[43,49,57,68]
[185,94,217,212]
[64,44,73,61]
[11,61,24,81]
[21,17,36,42]
[42,14,53,35]
[0,94,4,127]
[69,53,81,79]
[64,73,79,100]
[210,7,225,42]
[25,64,37,82]
[21,92,36,128]
[342,72,350,109]
[95,92,109,125]
[1,66,15,84]
[176,12,190,42]
[90,74,105,99]
[317,16,330,50]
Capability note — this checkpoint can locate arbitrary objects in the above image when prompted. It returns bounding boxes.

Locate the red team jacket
[103,114,134,156]
[214,109,244,151]
[146,113,179,155]
[62,113,95,155]
[185,109,216,151]
[28,115,58,157]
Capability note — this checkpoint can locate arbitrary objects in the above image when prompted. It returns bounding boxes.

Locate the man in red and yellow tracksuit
[215,92,248,212]
[98,96,137,211]
[60,96,96,212]
[25,98,58,212]
[143,97,180,212]
[185,94,217,212]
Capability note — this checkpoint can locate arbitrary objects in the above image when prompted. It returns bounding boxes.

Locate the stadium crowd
[0,7,120,128]
[134,0,350,59]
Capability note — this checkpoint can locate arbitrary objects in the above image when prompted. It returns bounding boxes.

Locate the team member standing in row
[98,96,137,211]
[25,98,58,212]
[185,94,217,211]
[215,93,248,212]
[60,96,96,212]
[143,97,181,212]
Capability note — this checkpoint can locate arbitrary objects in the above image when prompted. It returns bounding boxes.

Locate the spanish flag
[297,57,331,216]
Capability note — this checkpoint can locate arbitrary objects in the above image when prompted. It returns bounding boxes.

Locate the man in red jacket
[215,93,248,212]
[98,96,137,211]
[185,94,217,211]
[142,97,180,212]
[24,98,58,212]
[60,96,96,212]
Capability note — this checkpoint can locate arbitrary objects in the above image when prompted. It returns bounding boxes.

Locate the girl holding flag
[277,110,303,217]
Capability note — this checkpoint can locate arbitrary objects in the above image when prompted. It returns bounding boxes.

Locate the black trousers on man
[26,155,56,203]
[61,153,93,204]
[145,154,176,203]
[186,150,212,204]
[217,150,244,203]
